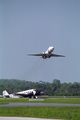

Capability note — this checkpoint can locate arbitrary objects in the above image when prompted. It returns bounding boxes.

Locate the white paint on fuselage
[45,46,54,54]
[16,89,36,95]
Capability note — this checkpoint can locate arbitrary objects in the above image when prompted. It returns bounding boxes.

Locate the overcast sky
[0,0,80,83]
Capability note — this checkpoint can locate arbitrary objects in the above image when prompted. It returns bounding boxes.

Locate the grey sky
[0,0,80,83]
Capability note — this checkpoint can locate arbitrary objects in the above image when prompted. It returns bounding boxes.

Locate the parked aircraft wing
[51,54,65,57]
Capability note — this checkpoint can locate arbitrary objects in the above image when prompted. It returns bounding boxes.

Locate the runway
[0,102,80,107]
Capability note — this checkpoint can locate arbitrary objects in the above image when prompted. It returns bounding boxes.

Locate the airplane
[27,46,65,59]
[3,89,41,98]
[14,89,41,98]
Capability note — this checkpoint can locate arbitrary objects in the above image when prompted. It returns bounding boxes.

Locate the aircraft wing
[27,53,44,56]
[51,54,65,57]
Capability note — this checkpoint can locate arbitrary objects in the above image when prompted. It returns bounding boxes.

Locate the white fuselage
[41,46,54,59]
[16,89,36,95]
[45,46,54,54]
[15,89,41,98]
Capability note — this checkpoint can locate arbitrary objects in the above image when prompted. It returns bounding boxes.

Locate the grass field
[0,97,80,104]
[0,97,80,119]
[0,106,80,120]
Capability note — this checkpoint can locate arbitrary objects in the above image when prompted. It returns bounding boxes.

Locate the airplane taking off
[28,46,65,59]
[3,89,41,98]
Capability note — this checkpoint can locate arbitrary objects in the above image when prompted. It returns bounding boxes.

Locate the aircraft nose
[51,47,54,51]
[36,90,41,94]
[52,47,54,50]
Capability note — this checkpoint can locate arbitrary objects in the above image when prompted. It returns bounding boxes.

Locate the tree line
[0,79,80,96]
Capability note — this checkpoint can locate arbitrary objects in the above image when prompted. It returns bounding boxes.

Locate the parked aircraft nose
[36,90,41,94]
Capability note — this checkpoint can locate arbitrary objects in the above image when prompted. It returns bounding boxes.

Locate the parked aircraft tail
[3,90,10,98]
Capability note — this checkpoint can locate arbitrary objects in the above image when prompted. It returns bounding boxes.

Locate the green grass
[0,97,80,104]
[0,107,80,120]
[0,98,80,119]
[0,102,8,104]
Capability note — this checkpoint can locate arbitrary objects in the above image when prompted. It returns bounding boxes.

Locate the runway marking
[29,99,44,101]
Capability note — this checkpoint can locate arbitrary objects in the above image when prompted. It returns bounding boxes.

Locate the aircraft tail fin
[3,90,10,98]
